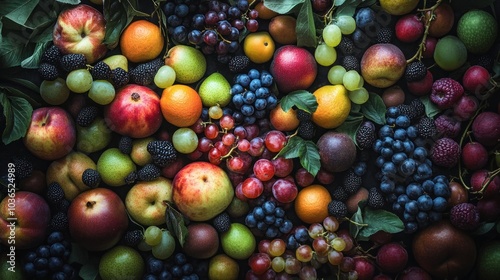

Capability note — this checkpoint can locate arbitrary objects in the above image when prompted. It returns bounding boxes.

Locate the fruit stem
[343,217,368,227]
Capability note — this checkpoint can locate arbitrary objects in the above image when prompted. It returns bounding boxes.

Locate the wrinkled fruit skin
[430,137,461,168]
[430,78,464,109]
[449,202,480,230]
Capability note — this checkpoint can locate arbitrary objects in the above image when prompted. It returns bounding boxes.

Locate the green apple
[97,148,136,187]
[164,45,206,84]
[76,117,112,154]
[220,223,256,260]
[102,54,128,72]
[98,245,144,280]
[476,240,500,279]
[172,128,198,154]
[198,72,231,107]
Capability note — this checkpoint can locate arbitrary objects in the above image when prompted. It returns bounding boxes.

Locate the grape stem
[406,0,444,64]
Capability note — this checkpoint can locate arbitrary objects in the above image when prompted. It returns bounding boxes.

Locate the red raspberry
[430,78,464,109]
[450,203,480,230]
[434,114,462,139]
[430,137,461,168]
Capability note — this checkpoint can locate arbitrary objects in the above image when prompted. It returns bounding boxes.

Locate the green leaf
[68,242,89,265]
[296,0,317,47]
[56,0,81,4]
[4,0,39,26]
[21,40,50,69]
[78,258,99,280]
[299,140,321,177]
[103,1,131,48]
[263,0,304,14]
[361,92,386,125]
[0,80,41,107]
[2,77,40,93]
[0,91,33,145]
[165,202,188,247]
[276,136,305,159]
[420,96,441,118]
[335,111,363,146]
[358,208,404,240]
[472,222,496,235]
[279,90,318,113]
[349,205,364,238]
[0,34,27,68]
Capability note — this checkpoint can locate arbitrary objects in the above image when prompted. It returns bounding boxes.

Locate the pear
[164,45,206,84]
[198,72,231,107]
[102,54,129,72]
[97,148,136,187]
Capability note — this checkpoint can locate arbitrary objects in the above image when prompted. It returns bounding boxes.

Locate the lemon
[220,223,256,260]
[457,10,498,54]
[99,245,144,280]
[311,85,351,129]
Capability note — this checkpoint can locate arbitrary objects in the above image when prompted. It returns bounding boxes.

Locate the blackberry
[338,36,354,55]
[376,26,393,43]
[12,156,33,179]
[368,187,385,209]
[91,61,111,80]
[129,58,163,85]
[405,61,427,82]
[118,136,133,154]
[342,170,362,194]
[50,212,69,232]
[213,212,231,233]
[46,182,65,206]
[58,199,70,213]
[416,116,437,138]
[111,67,129,88]
[409,98,425,119]
[342,55,360,72]
[328,200,348,219]
[76,106,98,127]
[397,104,418,122]
[137,164,161,181]
[332,186,349,202]
[297,121,315,140]
[147,140,177,167]
[41,45,62,64]
[82,168,101,188]
[38,63,60,81]
[228,55,250,73]
[125,171,137,184]
[59,54,86,72]
[356,120,376,150]
[296,109,312,122]
[123,229,144,247]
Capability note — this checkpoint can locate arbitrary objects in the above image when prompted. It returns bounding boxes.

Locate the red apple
[424,2,455,38]
[52,4,107,64]
[269,45,317,93]
[360,43,406,88]
[173,161,234,221]
[407,70,433,96]
[68,188,128,251]
[0,191,51,250]
[104,84,162,138]
[412,219,476,279]
[462,65,491,95]
[395,14,424,43]
[23,106,76,161]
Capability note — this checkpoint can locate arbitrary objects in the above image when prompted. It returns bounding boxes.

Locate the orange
[312,85,351,129]
[160,84,202,127]
[254,1,278,20]
[243,31,275,64]
[120,20,164,63]
[269,104,300,132]
[294,184,332,224]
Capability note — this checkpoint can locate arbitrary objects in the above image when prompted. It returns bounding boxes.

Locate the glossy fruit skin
[98,245,145,280]
[461,142,488,170]
[360,43,406,88]
[472,111,500,147]
[119,19,164,63]
[183,223,220,259]
[424,2,454,38]
[395,14,424,43]
[462,65,491,94]
[376,242,408,274]
[270,45,317,93]
[317,131,357,173]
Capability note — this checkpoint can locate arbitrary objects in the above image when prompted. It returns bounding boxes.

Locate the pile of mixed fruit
[0,0,499,279]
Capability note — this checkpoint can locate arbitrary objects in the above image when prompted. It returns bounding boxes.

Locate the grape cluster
[245,198,294,239]
[162,0,258,63]
[349,7,392,55]
[138,226,176,260]
[246,216,357,279]
[22,231,74,279]
[143,253,206,280]
[373,106,450,233]
[230,68,278,125]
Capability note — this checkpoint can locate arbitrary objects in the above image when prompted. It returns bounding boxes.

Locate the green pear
[99,245,144,280]
[97,148,136,187]
[165,45,206,84]
[102,54,129,72]
[76,117,112,154]
[198,72,232,107]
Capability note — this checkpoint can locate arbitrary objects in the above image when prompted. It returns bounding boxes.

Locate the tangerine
[294,184,332,224]
[120,20,164,63]
[269,104,300,132]
[312,85,351,129]
[160,85,202,127]
[243,31,275,64]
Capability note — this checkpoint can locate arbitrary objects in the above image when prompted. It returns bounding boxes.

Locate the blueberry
[386,193,398,203]
[413,147,428,162]
[236,74,250,87]
[421,179,434,193]
[255,87,270,98]
[397,194,410,206]
[280,219,293,234]
[386,106,400,118]
[34,257,49,269]
[262,201,276,214]
[406,125,418,139]
[24,251,37,263]
[381,147,393,159]
[403,140,415,154]
[286,234,298,250]
[171,266,183,278]
[403,211,416,222]
[35,269,50,279]
[244,116,256,124]
[231,84,244,95]
[264,215,276,225]
[265,226,279,239]
[48,256,63,271]
[406,183,423,199]
[182,263,194,275]
[382,136,394,147]
[433,175,448,184]
[162,2,176,16]
[249,79,262,91]
[36,245,51,258]
[392,139,404,152]
[399,158,417,176]
[405,200,419,215]
[433,182,451,198]
[274,217,284,227]
[248,69,260,80]
[379,125,393,138]
[432,197,448,212]
[392,202,403,214]
[386,117,396,125]
[294,227,309,243]
[148,258,164,274]
[266,95,278,109]
[232,94,244,109]
[50,242,66,257]
[174,252,187,265]
[243,91,256,104]
[353,161,367,176]
[173,25,188,43]
[373,139,383,153]
[380,180,395,193]
[275,207,285,218]
[167,14,182,27]
[241,104,255,116]
[394,128,407,141]
[257,221,268,231]
[375,156,386,168]
[47,231,64,245]
[392,152,407,165]
[417,194,433,211]
[395,184,406,195]
[245,213,257,227]
[159,270,173,280]
[260,71,273,86]
[395,115,410,128]
[52,272,70,280]
[404,222,418,234]
[355,7,376,29]
[382,161,397,176]
[416,163,432,180]
[23,262,36,276]
[416,211,429,222]
[352,28,371,49]
[254,98,267,110]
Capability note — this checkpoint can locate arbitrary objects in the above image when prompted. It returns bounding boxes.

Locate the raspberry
[430,78,464,109]
[213,212,231,233]
[297,121,315,140]
[228,55,250,73]
[129,58,164,86]
[147,140,177,167]
[76,106,98,127]
[123,229,144,247]
[41,45,62,64]
[416,117,437,138]
[368,187,385,209]
[342,56,360,72]
[376,27,393,43]
[137,164,161,181]
[91,61,111,80]
[328,200,348,219]
[356,121,376,149]
[38,63,60,81]
[434,114,461,138]
[118,136,133,154]
[405,61,427,82]
[82,169,101,188]
[430,137,461,168]
[338,37,354,55]
[449,202,480,230]
[111,67,129,89]
[59,54,87,72]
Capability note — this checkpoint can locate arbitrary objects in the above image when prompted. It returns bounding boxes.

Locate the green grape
[331,237,347,251]
[154,65,176,89]
[208,105,223,120]
[327,65,346,85]
[40,78,70,105]
[314,43,337,67]
[322,24,342,47]
[144,226,162,246]
[137,239,152,252]
[271,256,285,273]
[348,87,369,104]
[88,80,116,105]
[66,69,93,93]
[335,15,356,35]
[342,70,361,91]
[268,239,286,257]
[152,230,176,260]
[295,244,313,263]
[172,127,198,154]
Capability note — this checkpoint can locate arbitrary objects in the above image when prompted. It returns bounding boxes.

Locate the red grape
[295,168,315,187]
[244,124,260,139]
[272,179,298,203]
[204,123,219,139]
[242,177,264,199]
[208,147,222,165]
[226,156,245,174]
[249,137,265,157]
[265,130,287,153]
[222,133,236,146]
[233,125,247,139]
[237,138,250,152]
[197,137,213,153]
[248,253,271,275]
[272,157,294,178]
[253,159,276,181]
[258,239,271,254]
[220,114,235,130]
